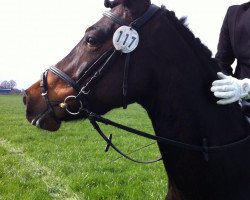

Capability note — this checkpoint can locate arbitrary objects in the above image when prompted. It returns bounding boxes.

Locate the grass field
[0,95,167,200]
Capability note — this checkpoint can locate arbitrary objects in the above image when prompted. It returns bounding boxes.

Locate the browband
[103,11,129,26]
[103,4,160,29]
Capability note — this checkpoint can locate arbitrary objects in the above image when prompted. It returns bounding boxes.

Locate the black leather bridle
[40,4,160,113]
[38,4,164,163]
[38,4,250,164]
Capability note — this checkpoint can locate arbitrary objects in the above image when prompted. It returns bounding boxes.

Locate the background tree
[0,80,17,89]
[0,81,11,89]
[9,80,17,89]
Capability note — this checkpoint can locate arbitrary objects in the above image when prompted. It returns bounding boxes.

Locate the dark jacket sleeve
[215,7,236,75]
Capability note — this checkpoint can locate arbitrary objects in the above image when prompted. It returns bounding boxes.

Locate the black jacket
[216,2,250,79]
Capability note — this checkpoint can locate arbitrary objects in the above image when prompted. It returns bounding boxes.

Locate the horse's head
[23,0,158,131]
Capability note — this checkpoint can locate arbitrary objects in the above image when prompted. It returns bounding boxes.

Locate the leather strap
[103,11,129,26]
[103,4,160,29]
[90,119,162,164]
[49,66,80,92]
[131,4,160,29]
[76,50,121,100]
[77,48,114,84]
[103,4,160,109]
[89,113,250,153]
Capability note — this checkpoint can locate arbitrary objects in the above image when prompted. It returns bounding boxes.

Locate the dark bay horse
[23,0,250,199]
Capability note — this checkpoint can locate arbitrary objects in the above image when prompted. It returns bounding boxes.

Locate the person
[210,1,250,105]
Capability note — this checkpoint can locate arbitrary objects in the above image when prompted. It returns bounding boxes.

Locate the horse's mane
[160,5,219,73]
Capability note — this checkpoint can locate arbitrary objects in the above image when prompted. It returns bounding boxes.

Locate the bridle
[39,4,163,163]
[40,4,160,113]
[38,4,250,164]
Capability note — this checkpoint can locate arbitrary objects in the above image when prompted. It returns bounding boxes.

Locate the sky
[0,0,247,89]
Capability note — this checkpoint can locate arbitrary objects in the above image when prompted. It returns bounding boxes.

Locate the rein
[89,113,162,164]
[88,113,250,162]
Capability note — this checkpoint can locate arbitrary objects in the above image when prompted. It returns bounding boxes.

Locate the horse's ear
[104,0,151,9]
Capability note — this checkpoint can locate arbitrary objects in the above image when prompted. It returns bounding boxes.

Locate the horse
[23,0,250,199]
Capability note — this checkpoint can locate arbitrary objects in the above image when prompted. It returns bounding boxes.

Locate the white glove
[211,72,250,105]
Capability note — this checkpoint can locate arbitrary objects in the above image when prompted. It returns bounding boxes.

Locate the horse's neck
[141,90,248,146]
[140,9,248,145]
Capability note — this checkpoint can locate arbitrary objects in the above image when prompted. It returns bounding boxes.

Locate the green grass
[0,95,167,200]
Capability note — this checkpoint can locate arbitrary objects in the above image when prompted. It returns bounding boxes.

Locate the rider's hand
[211,72,250,105]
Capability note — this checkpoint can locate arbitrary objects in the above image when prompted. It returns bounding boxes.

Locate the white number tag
[113,26,139,53]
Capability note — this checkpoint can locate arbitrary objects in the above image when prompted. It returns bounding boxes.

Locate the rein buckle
[59,102,67,109]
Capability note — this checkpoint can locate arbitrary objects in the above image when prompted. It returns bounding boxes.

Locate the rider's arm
[215,7,235,76]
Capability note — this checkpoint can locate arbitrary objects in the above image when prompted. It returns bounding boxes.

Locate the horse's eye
[86,36,99,46]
